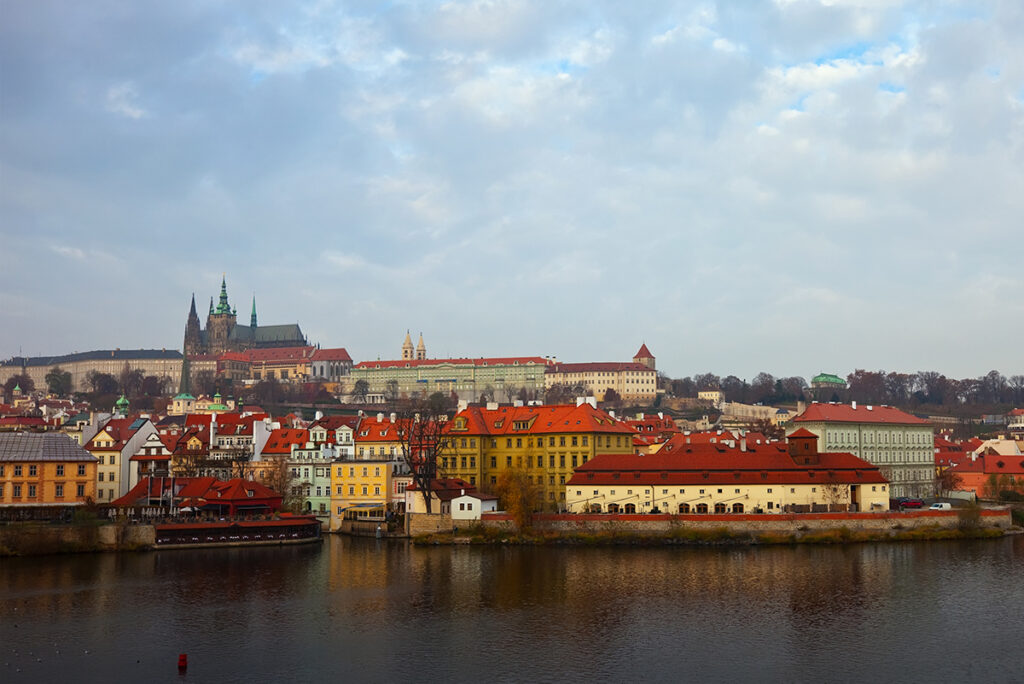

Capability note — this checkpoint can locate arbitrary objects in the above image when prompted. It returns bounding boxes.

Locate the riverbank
[415,523,1013,546]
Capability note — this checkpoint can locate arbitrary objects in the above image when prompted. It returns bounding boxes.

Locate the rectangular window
[337,486,343,495]
[572,455,578,467]
[560,436,566,446]
[491,456,497,468]
[559,455,565,468]
[14,484,22,498]
[361,486,367,495]
[28,484,36,498]
[582,436,588,446]
[571,436,578,446]
[14,465,23,477]
[56,465,64,476]
[516,438,522,448]
[349,486,355,495]
[549,437,555,447]
[374,486,380,495]
[98,472,104,482]
[506,439,512,448]
[28,465,37,476]
[506,456,512,467]
[77,484,85,496]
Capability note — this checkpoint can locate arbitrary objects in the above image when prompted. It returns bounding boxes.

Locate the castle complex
[183,277,306,357]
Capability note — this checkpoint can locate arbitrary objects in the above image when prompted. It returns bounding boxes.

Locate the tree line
[660,369,1024,411]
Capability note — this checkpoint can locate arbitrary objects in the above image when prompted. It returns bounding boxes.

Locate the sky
[1,0,1022,382]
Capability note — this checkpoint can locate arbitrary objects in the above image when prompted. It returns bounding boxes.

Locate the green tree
[45,366,73,396]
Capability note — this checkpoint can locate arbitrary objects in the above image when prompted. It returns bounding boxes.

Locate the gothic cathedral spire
[251,295,258,328]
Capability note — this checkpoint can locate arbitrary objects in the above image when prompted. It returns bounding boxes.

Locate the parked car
[897,497,926,509]
[929,502,952,510]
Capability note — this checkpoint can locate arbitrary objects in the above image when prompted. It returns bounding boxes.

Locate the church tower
[633,343,655,371]
[183,294,203,357]
[250,296,258,328]
[416,333,426,360]
[401,331,414,361]
[206,275,237,354]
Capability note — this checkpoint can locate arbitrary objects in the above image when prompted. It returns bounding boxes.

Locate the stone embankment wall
[480,509,1012,535]
[0,523,155,556]
[408,512,454,536]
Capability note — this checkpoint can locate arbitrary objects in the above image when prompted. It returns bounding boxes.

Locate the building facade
[544,345,658,402]
[1,349,183,395]
[439,402,637,510]
[0,433,99,507]
[565,430,889,514]
[788,402,934,498]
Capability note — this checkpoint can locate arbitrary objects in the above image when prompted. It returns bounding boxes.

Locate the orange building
[0,433,98,506]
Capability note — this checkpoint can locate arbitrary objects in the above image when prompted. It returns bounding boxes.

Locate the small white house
[451,492,499,521]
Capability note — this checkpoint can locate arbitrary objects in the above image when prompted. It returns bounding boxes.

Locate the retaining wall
[0,523,155,556]
[479,509,1012,535]
[408,512,454,536]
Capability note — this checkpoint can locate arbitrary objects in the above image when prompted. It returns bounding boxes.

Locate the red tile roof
[788,428,818,439]
[568,443,886,487]
[634,343,654,359]
[247,346,316,363]
[262,428,310,455]
[447,403,634,437]
[310,415,361,431]
[793,403,929,425]
[547,362,653,374]
[312,347,353,362]
[354,356,548,370]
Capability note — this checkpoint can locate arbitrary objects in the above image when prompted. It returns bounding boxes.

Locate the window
[572,455,578,467]
[560,436,566,446]
[77,484,85,496]
[98,472,104,482]
[549,437,555,447]
[361,486,367,495]
[337,486,343,495]
[110,455,115,465]
[516,438,522,448]
[571,436,578,446]
[349,486,355,495]
[14,484,22,498]
[559,455,565,468]
[28,465,37,476]
[374,486,380,495]
[56,465,64,476]
[582,436,588,446]
[14,465,22,477]
[491,456,497,468]
[506,439,512,448]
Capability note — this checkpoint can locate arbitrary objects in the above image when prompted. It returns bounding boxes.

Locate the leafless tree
[395,396,453,514]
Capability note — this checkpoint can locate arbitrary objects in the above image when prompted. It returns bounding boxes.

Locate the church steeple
[250,296,258,328]
[416,333,426,360]
[401,330,414,361]
[215,274,231,315]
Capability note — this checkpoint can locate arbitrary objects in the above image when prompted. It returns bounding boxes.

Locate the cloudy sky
[1,1,1022,381]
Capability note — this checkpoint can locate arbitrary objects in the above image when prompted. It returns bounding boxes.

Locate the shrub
[957,504,981,531]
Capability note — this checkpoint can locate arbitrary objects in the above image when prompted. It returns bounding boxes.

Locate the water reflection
[2,536,1023,683]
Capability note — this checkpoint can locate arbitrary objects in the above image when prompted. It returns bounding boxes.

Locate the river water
[2,535,1023,683]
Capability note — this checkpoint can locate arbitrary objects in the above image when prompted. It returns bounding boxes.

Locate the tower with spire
[401,331,414,361]
[183,294,203,357]
[250,296,258,328]
[416,333,426,360]
[205,274,238,353]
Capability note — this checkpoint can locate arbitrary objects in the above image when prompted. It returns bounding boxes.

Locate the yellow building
[0,433,98,506]
[545,346,658,403]
[248,346,315,383]
[566,430,889,513]
[84,417,157,502]
[329,459,393,531]
[439,401,636,511]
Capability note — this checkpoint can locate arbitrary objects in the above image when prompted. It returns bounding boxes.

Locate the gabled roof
[311,348,353,362]
[310,415,361,431]
[793,403,929,425]
[788,428,818,439]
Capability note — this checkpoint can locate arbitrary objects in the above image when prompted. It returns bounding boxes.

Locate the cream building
[566,431,889,514]
[1,350,182,394]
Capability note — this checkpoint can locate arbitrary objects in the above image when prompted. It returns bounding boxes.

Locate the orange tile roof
[793,403,929,425]
[262,428,310,455]
[547,362,653,374]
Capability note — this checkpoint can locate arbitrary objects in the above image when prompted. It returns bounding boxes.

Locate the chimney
[377,413,384,422]
[460,488,465,496]
[487,402,498,411]
[639,412,645,420]
[315,410,323,421]
[740,438,747,452]
[390,412,396,423]
[658,412,663,419]
[852,401,857,410]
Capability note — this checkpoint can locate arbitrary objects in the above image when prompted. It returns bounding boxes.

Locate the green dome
[115,394,130,411]
[812,373,846,386]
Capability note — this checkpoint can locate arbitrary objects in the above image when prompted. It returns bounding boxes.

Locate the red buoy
[178,653,188,671]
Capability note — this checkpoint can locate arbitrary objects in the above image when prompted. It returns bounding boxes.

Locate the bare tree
[821,472,850,512]
[395,396,452,514]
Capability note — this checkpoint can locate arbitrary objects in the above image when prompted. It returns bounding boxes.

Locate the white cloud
[105,82,147,119]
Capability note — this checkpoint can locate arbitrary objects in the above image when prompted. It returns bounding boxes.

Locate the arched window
[589,503,602,513]
[695,503,708,514]
[624,503,636,514]
[607,503,620,513]
[714,503,727,513]
[732,503,744,513]
[678,503,690,514]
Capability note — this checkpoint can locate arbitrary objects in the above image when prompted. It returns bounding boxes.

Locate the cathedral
[183,276,307,357]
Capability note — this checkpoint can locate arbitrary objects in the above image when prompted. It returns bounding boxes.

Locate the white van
[928,502,952,510]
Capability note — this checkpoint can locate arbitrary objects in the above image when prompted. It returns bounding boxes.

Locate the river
[2,535,1023,683]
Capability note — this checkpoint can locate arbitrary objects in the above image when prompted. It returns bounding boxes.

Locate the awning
[338,503,387,511]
